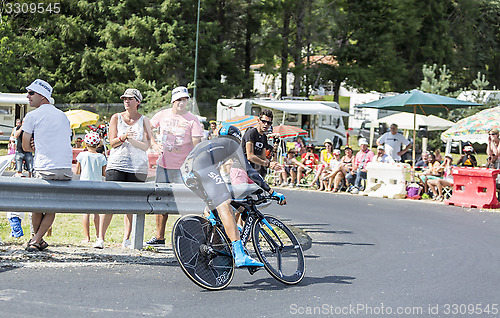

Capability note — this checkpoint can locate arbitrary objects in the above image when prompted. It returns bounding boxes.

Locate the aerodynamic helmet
[218,124,242,142]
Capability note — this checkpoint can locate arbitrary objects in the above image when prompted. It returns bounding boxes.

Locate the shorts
[181,154,232,210]
[284,165,297,175]
[105,169,147,183]
[35,168,72,181]
[15,152,33,173]
[155,166,182,183]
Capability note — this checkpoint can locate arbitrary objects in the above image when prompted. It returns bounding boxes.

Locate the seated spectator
[427,155,453,201]
[295,136,306,155]
[434,148,443,162]
[375,145,395,163]
[329,146,355,192]
[308,139,334,188]
[280,149,310,187]
[297,144,317,185]
[457,145,477,167]
[415,151,429,171]
[419,152,442,194]
[320,149,342,191]
[346,139,374,194]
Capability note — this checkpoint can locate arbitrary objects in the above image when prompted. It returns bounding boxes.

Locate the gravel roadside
[0,225,312,270]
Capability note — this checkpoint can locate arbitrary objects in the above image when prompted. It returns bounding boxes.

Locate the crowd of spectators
[2,79,500,249]
[273,124,499,201]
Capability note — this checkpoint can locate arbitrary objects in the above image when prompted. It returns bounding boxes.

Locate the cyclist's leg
[188,158,263,267]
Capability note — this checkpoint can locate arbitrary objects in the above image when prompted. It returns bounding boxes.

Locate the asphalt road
[1,190,500,318]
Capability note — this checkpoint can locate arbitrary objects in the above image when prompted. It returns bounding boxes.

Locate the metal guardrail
[0,176,261,249]
[0,176,206,214]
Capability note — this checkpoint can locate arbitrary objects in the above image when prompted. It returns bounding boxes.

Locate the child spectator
[76,132,107,246]
[296,144,316,185]
[7,136,16,155]
[458,145,477,167]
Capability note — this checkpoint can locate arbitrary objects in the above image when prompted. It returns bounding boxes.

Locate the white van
[0,93,35,140]
[216,99,350,146]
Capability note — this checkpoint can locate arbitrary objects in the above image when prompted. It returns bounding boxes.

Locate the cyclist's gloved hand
[271,191,286,205]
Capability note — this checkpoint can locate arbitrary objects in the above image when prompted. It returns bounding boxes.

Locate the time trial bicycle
[172,186,305,290]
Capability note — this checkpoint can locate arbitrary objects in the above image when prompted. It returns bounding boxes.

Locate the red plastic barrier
[445,167,500,209]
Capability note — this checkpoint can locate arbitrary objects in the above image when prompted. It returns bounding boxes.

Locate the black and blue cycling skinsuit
[180,136,271,210]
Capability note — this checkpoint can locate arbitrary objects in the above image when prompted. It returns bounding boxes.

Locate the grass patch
[0,213,180,247]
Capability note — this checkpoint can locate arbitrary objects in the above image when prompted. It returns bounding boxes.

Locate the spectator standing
[241,109,281,178]
[13,118,34,177]
[347,139,374,194]
[487,128,500,169]
[22,79,73,252]
[98,88,152,249]
[376,123,412,162]
[208,120,218,140]
[457,145,477,167]
[375,145,395,163]
[145,86,204,246]
[75,132,107,247]
[74,137,84,148]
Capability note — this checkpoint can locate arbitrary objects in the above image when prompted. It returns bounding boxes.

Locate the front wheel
[172,215,234,290]
[252,215,305,285]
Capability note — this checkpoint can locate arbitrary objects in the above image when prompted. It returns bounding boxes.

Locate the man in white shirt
[376,123,412,162]
[22,79,73,252]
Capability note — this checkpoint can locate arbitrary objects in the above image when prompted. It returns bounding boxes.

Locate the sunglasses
[490,133,498,136]
[260,119,273,125]
[27,91,36,95]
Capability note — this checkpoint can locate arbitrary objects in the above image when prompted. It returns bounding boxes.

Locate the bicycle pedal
[247,266,262,275]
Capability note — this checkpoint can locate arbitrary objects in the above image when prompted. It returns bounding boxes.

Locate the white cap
[171,86,190,103]
[26,79,53,101]
[358,138,368,146]
[377,145,385,150]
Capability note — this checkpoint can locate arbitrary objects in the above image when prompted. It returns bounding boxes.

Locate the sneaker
[93,239,104,249]
[351,188,359,194]
[288,183,295,188]
[122,239,132,248]
[144,236,165,246]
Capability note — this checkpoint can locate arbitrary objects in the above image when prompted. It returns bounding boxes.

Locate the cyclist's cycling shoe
[232,240,264,267]
[206,211,217,226]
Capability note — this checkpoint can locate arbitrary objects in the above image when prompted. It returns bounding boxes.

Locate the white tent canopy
[0,93,29,105]
[252,100,351,116]
[374,112,454,131]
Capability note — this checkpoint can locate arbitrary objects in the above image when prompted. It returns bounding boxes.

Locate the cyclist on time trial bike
[180,125,286,267]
